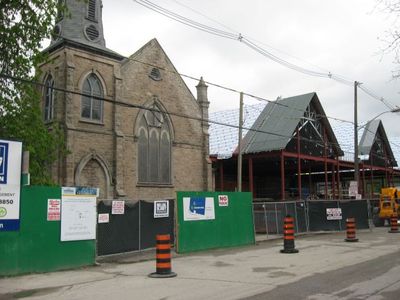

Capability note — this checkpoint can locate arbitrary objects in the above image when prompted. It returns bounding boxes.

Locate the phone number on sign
[0,199,14,205]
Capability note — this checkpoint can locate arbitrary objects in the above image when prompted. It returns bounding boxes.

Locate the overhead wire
[133,0,237,40]
[1,72,358,154]
[133,0,399,111]
[3,73,396,162]
[13,73,400,163]
[124,55,354,125]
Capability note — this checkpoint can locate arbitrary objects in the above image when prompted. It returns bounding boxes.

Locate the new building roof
[210,93,399,168]
[241,92,343,156]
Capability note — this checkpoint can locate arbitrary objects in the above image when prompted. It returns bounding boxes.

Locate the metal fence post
[294,202,299,233]
[366,199,373,231]
[337,200,342,231]
[305,201,310,233]
[275,203,279,234]
[263,203,268,238]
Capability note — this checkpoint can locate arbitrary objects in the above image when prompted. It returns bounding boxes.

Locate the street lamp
[358,108,400,130]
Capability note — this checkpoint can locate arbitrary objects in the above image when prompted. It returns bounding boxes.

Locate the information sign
[326,208,342,220]
[112,200,125,215]
[0,139,22,231]
[183,197,215,221]
[154,200,169,218]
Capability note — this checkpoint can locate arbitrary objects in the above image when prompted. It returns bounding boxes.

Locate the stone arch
[75,152,113,199]
[78,69,107,94]
[134,96,175,140]
[134,96,174,184]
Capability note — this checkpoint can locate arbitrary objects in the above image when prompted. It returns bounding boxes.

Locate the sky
[99,0,400,137]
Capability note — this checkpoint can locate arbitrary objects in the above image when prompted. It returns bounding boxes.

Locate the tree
[376,0,400,76]
[0,1,66,184]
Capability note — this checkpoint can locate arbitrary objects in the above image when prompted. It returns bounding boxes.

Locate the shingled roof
[359,119,397,166]
[241,92,343,156]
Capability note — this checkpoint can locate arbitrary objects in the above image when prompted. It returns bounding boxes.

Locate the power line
[9,72,400,163]
[0,72,352,153]
[125,55,354,125]
[2,73,396,162]
[133,0,399,111]
[0,6,358,127]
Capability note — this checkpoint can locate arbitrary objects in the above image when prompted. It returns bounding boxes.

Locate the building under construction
[210,92,400,200]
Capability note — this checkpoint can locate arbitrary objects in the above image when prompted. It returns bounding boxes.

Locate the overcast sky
[99,0,400,137]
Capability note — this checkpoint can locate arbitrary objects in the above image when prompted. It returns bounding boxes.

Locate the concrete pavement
[0,228,399,300]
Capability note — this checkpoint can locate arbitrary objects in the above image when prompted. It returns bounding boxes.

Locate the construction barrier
[345,218,359,242]
[388,214,399,233]
[149,234,177,278]
[280,215,299,254]
[176,192,255,253]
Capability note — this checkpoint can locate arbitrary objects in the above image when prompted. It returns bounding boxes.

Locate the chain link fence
[254,199,371,236]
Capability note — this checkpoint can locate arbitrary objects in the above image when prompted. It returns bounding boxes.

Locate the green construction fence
[0,186,96,276]
[176,191,255,253]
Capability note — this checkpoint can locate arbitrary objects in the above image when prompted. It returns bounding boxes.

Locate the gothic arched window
[137,103,172,184]
[81,73,103,122]
[44,75,55,121]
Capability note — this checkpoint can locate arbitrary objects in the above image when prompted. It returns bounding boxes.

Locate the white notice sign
[61,196,97,241]
[154,200,169,218]
[326,208,342,220]
[112,200,125,215]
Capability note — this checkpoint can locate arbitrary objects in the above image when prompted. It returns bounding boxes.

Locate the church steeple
[46,0,123,60]
[52,0,106,48]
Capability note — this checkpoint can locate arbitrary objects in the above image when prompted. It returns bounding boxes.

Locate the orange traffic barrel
[345,218,359,242]
[148,234,177,278]
[280,215,299,254]
[388,214,399,233]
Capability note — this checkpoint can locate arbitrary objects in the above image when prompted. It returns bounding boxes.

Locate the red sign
[47,199,61,221]
[218,195,229,207]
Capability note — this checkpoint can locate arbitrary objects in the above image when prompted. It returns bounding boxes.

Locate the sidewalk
[0,228,398,300]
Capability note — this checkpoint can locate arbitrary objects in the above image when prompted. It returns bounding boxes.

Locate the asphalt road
[243,251,400,300]
[1,228,399,300]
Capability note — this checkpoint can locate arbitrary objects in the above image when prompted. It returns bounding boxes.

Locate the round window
[85,25,99,41]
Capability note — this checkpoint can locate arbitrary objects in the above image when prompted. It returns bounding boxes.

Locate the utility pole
[237,92,244,192]
[354,81,359,193]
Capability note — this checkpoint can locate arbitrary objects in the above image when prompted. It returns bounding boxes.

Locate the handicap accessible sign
[183,197,215,221]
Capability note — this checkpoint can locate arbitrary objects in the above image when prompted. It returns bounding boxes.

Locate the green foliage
[0,0,66,184]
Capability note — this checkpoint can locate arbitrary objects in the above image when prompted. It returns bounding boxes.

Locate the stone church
[39,0,212,200]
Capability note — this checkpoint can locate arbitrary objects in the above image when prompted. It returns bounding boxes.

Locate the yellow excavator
[373,187,400,227]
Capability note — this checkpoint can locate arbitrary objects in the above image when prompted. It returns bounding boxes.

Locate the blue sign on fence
[189,197,206,215]
[183,196,215,221]
[0,142,9,184]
